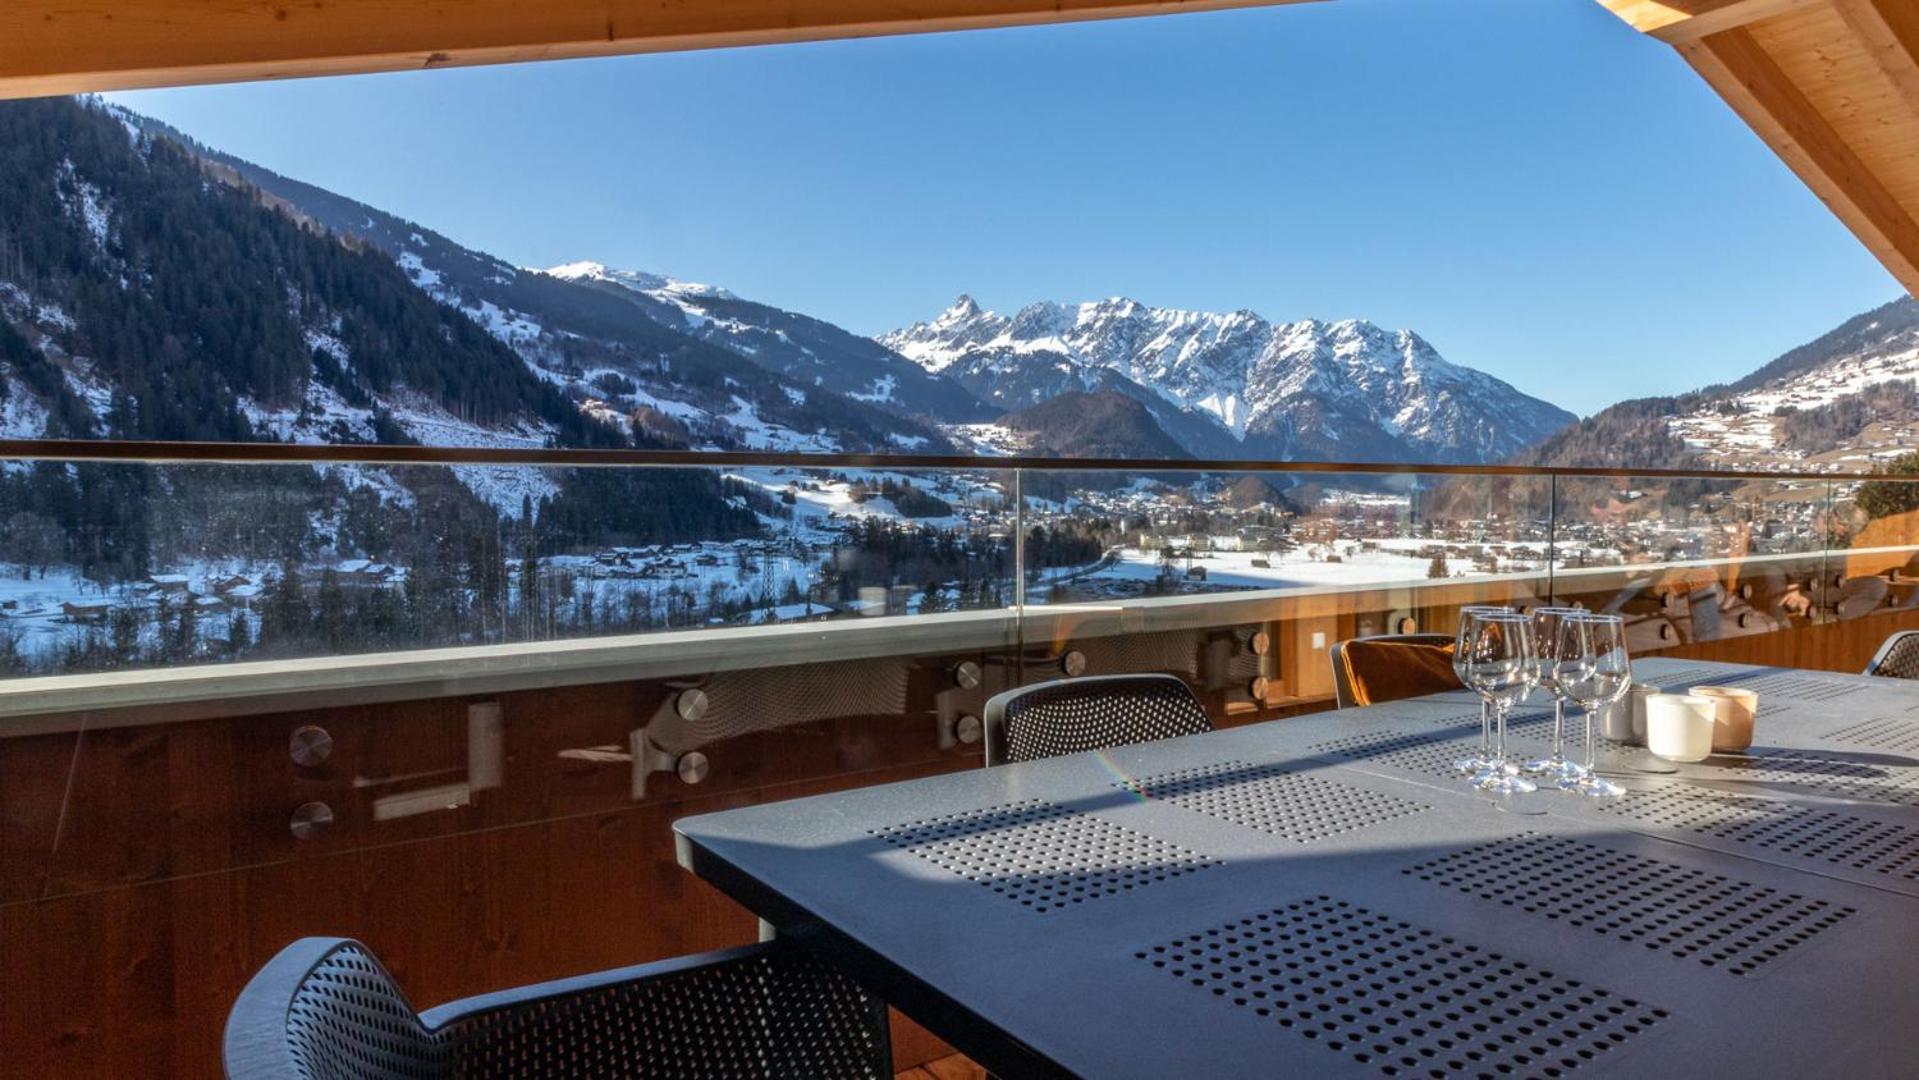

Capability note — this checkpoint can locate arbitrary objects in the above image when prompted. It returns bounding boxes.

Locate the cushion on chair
[1338,638,1462,706]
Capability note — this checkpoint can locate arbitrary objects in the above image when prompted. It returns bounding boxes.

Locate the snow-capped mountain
[882,296,1575,464]
[1522,296,1919,475]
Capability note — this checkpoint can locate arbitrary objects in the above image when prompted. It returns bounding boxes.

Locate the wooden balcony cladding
[0,0,1319,100]
[1601,0,1919,295]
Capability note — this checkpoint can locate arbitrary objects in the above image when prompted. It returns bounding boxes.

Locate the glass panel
[1547,472,1829,650]
[1014,466,1552,711]
[1834,473,1919,621]
[0,460,1018,676]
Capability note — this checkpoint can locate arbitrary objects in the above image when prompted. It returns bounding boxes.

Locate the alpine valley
[1,97,1577,472]
[0,94,1914,675]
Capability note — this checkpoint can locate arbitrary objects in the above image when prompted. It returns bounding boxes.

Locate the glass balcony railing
[2,442,1915,689]
[3,438,1918,1078]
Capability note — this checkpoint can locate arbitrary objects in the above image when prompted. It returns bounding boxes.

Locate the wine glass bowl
[1555,613,1632,798]
[1451,604,1513,778]
[1460,610,1539,799]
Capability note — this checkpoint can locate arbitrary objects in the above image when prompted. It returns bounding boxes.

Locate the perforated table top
[676,658,1919,1079]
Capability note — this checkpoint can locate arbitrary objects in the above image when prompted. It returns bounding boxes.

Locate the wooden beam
[1598,0,1826,44]
[1834,0,1919,118]
[1680,24,1919,293]
[0,0,1318,101]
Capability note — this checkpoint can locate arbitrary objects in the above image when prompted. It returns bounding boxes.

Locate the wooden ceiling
[1598,0,1919,295]
[2,0,1917,297]
[0,0,1317,99]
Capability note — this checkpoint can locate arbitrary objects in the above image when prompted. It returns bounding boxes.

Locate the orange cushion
[1341,638,1463,706]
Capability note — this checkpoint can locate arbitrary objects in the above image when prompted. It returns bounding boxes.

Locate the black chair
[981,673,1212,767]
[224,937,891,1079]
[1865,629,1919,679]
[1328,632,1458,709]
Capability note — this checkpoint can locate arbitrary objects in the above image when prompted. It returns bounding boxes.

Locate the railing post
[1821,480,1836,622]
[1548,474,1558,603]
[1013,467,1028,677]
[1013,468,1027,615]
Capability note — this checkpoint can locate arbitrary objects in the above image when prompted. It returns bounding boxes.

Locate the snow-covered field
[1081,537,1560,593]
[1093,546,1438,589]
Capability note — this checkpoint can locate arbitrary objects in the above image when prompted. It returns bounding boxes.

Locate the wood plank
[1752,2,1919,214]
[1681,24,1919,293]
[0,0,1319,101]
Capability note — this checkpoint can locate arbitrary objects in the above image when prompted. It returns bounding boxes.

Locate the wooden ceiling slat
[1834,0,1919,117]
[0,0,1316,101]
[1751,3,1919,221]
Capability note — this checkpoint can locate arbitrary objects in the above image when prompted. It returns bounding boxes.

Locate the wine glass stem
[1550,698,1565,762]
[1583,708,1598,771]
[1494,700,1509,766]
[1479,699,1492,757]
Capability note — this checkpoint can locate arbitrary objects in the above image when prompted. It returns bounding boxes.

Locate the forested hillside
[0,98,613,445]
[0,98,772,665]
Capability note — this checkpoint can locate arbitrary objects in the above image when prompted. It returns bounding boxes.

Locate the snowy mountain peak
[543,260,733,300]
[879,294,1576,465]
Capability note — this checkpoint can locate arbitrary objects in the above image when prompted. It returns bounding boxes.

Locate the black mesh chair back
[1866,630,1919,679]
[224,937,891,1079]
[982,673,1212,767]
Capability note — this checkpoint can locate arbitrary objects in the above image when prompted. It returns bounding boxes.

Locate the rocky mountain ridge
[882,295,1577,464]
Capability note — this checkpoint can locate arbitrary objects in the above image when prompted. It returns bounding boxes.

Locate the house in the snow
[332,559,399,586]
[61,600,112,623]
[146,574,191,594]
[224,584,264,611]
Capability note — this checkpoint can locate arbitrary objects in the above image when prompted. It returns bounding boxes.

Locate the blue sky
[109,0,1902,416]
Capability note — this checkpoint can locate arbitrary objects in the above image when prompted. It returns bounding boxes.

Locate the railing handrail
[0,437,1912,483]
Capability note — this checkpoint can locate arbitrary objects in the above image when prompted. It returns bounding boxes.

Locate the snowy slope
[881,296,1574,464]
[127,105,959,458]
[1667,302,1919,468]
[1528,296,1919,473]
[545,261,993,424]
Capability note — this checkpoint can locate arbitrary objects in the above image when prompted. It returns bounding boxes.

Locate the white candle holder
[1646,693,1715,763]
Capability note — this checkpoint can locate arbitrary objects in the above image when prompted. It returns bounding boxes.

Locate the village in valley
[0,457,1862,677]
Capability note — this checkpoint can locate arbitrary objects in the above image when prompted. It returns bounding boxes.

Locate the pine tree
[314,569,349,652]
[261,558,311,646]
[227,610,252,654]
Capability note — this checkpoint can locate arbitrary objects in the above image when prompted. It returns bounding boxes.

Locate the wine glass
[1523,606,1589,785]
[1452,604,1514,778]
[1557,612,1631,797]
[1460,610,1538,800]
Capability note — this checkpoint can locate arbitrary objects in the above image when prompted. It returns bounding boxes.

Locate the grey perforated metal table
[674,658,1919,1079]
